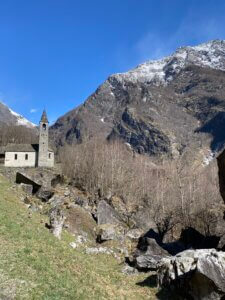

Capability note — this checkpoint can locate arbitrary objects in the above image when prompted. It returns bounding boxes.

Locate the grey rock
[97,200,121,225]
[134,238,170,270]
[49,207,66,239]
[64,190,70,197]
[121,264,138,275]
[36,187,54,202]
[85,247,116,257]
[157,249,225,300]
[49,195,64,207]
[97,224,125,242]
[69,242,77,249]
[218,234,225,250]
[16,170,63,191]
[29,204,39,212]
[20,183,33,195]
[125,229,143,241]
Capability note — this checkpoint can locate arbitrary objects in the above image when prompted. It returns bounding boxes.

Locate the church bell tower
[38,110,49,167]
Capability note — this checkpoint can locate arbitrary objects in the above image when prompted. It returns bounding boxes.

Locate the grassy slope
[0,174,157,299]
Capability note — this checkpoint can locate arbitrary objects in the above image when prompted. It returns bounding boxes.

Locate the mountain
[50,40,225,162]
[0,102,36,128]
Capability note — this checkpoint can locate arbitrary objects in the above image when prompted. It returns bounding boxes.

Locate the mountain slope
[0,102,35,128]
[0,172,154,299]
[50,40,225,160]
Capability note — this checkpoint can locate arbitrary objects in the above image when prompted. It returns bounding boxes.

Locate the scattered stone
[49,195,64,207]
[74,195,90,209]
[121,264,138,275]
[22,196,31,205]
[20,183,33,195]
[36,187,54,202]
[49,207,66,240]
[157,249,225,300]
[29,204,39,212]
[69,242,77,249]
[64,190,70,197]
[76,235,87,244]
[126,229,143,241]
[85,247,115,255]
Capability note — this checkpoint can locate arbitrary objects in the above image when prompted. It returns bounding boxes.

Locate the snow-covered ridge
[114,40,225,84]
[9,108,36,128]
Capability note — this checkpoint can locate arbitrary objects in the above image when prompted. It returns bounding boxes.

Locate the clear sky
[1,0,225,124]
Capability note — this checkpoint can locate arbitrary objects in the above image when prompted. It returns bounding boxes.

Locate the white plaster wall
[38,151,54,168]
[5,152,36,167]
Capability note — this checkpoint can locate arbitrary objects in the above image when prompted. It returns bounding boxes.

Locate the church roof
[3,144,54,153]
[40,110,49,123]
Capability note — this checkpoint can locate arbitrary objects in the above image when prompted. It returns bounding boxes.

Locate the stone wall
[38,122,49,167]
[5,152,36,167]
[47,151,54,168]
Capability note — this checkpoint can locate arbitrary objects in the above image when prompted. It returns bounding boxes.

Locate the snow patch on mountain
[9,108,36,128]
[202,150,216,166]
[113,40,225,85]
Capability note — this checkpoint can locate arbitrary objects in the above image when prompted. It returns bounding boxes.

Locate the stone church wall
[5,152,36,167]
[47,151,54,168]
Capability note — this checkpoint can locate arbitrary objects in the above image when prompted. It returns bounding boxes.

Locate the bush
[59,139,224,238]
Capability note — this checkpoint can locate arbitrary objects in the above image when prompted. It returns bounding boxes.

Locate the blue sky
[1,0,225,124]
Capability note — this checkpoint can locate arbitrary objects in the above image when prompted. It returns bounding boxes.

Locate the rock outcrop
[132,238,170,271]
[97,200,122,225]
[157,249,225,300]
[49,207,66,239]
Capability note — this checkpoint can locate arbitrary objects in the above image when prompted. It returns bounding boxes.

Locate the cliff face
[50,40,225,161]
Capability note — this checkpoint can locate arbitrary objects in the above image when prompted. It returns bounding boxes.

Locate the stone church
[2,110,54,168]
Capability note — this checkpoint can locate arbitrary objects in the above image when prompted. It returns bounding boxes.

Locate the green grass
[0,174,157,299]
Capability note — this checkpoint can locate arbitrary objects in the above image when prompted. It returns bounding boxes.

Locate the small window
[25,154,28,160]
[15,154,18,160]
[49,153,51,159]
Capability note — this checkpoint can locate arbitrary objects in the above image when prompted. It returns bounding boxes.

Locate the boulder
[97,224,125,242]
[157,249,225,300]
[97,200,122,225]
[36,187,54,202]
[49,195,65,207]
[125,229,143,242]
[16,170,63,191]
[133,238,170,270]
[20,183,33,195]
[49,207,66,239]
[64,205,97,240]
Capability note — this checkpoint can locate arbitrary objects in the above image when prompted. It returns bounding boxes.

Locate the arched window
[42,124,47,130]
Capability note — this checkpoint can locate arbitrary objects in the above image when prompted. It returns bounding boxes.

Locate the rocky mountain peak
[51,39,225,162]
[112,39,225,85]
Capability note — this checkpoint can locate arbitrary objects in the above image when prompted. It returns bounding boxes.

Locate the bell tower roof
[40,110,49,123]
